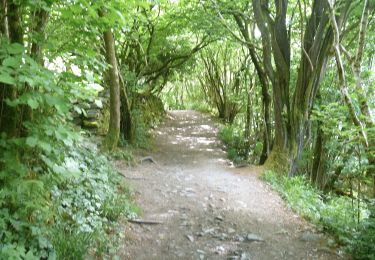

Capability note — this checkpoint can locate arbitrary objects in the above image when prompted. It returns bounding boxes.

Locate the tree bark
[232,14,271,164]
[311,122,324,188]
[100,10,121,151]
[0,0,9,37]
[252,0,291,172]
[119,72,134,143]
[30,9,49,64]
[252,0,352,176]
[244,79,253,159]
[289,0,335,176]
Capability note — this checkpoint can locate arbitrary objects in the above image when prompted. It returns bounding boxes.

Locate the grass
[262,170,374,259]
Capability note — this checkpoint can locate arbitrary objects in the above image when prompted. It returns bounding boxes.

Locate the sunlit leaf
[26,137,38,147]
[0,74,16,85]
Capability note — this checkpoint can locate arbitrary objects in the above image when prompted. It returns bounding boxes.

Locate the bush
[0,26,136,260]
[262,170,374,258]
[349,206,375,260]
[0,139,137,259]
[219,125,248,164]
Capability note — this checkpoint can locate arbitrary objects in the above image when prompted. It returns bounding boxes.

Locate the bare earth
[117,110,347,260]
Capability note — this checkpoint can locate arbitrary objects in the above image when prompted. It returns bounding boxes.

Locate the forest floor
[116,110,347,260]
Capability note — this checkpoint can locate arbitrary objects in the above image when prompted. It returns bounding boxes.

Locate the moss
[133,93,165,127]
[82,120,99,129]
[97,103,110,136]
[263,147,290,175]
[102,128,120,151]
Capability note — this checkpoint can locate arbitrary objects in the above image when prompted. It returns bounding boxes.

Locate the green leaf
[6,43,24,54]
[39,141,52,153]
[3,57,21,68]
[27,98,39,109]
[24,250,39,260]
[45,95,68,113]
[85,72,95,83]
[26,137,38,147]
[0,73,16,85]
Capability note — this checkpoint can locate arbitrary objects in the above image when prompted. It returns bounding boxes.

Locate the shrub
[219,125,248,164]
[0,140,137,259]
[262,170,373,258]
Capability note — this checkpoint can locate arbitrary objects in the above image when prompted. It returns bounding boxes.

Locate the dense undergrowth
[263,171,375,260]
[0,133,136,259]
[0,39,139,259]
[218,123,263,165]
[0,134,138,259]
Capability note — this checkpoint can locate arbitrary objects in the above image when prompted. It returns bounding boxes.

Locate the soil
[116,110,348,260]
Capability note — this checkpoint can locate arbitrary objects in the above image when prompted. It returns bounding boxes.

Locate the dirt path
[117,111,345,260]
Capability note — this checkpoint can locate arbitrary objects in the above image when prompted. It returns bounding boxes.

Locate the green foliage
[0,138,137,259]
[263,170,374,257]
[129,94,165,149]
[350,206,375,260]
[162,81,213,113]
[0,37,136,260]
[219,125,248,164]
[111,149,135,165]
[51,228,93,260]
[1,0,374,259]
[312,100,374,196]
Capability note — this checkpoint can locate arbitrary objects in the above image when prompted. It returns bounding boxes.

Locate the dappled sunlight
[215,158,228,164]
[199,124,213,130]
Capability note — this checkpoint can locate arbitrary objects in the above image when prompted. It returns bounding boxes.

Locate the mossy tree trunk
[252,0,351,176]
[252,0,291,173]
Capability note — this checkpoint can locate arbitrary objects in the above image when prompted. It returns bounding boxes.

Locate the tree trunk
[252,0,351,176]
[0,0,9,37]
[244,82,253,159]
[252,0,291,172]
[311,122,324,187]
[119,73,134,143]
[0,1,22,137]
[259,78,271,165]
[232,14,272,164]
[290,4,331,175]
[100,12,121,151]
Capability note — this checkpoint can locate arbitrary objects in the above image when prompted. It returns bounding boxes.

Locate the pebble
[233,235,245,242]
[215,246,225,255]
[186,234,195,242]
[215,215,224,221]
[246,234,264,242]
[240,252,251,260]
